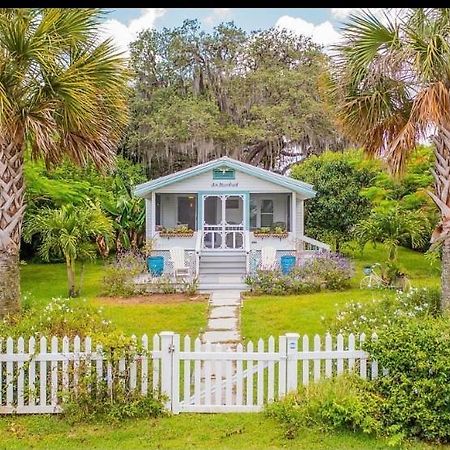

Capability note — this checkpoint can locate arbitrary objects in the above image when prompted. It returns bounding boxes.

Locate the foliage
[328,287,441,335]
[246,252,352,295]
[102,250,146,297]
[127,20,346,175]
[0,8,129,167]
[23,203,114,297]
[158,225,194,235]
[0,297,114,339]
[296,252,353,290]
[63,382,166,424]
[24,156,147,257]
[291,150,378,250]
[354,205,430,262]
[266,374,383,439]
[102,249,199,297]
[364,317,450,443]
[331,8,450,307]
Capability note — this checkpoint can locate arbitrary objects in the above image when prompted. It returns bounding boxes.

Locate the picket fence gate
[0,331,380,414]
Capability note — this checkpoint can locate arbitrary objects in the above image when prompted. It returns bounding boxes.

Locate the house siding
[156,169,293,195]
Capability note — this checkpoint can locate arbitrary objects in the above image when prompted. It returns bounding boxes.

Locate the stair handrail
[298,235,330,252]
[194,230,202,277]
[244,230,251,275]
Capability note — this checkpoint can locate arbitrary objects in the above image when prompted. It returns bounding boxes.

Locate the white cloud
[331,8,404,23]
[204,8,232,26]
[275,15,342,48]
[100,8,166,57]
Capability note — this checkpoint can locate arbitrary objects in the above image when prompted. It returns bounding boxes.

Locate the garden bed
[96,293,208,305]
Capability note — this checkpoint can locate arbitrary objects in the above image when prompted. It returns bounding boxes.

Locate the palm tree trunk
[430,129,450,311]
[66,257,77,297]
[0,139,24,317]
[442,238,450,311]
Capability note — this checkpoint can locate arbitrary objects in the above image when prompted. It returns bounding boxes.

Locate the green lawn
[242,244,440,342]
[20,261,208,338]
[0,413,441,450]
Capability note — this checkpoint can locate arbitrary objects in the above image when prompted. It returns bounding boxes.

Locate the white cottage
[134,156,329,290]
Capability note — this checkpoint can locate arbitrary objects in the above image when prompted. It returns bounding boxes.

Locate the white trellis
[0,331,379,414]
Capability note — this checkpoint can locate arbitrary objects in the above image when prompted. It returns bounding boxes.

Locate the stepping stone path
[202,290,242,347]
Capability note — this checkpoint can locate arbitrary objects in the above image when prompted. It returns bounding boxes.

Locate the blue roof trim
[134,156,316,198]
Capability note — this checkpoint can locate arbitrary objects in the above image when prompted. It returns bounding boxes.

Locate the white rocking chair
[170,247,190,280]
[260,246,277,271]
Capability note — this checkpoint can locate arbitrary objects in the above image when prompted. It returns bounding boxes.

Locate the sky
[100,8,392,56]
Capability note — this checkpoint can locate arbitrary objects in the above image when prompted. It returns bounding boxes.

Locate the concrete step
[200,266,245,276]
[200,273,245,282]
[200,256,246,264]
[199,259,246,266]
[199,283,248,292]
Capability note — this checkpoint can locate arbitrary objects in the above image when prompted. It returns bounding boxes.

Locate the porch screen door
[202,194,245,250]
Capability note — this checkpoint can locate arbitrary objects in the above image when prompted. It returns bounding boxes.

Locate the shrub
[328,287,441,335]
[290,150,378,251]
[296,252,353,290]
[0,297,114,339]
[62,333,166,423]
[265,374,383,439]
[246,252,353,295]
[364,317,450,443]
[102,249,146,297]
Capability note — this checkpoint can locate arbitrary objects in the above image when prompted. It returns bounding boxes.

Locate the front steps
[198,251,248,292]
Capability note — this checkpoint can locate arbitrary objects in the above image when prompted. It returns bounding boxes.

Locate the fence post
[160,331,175,411]
[285,333,299,393]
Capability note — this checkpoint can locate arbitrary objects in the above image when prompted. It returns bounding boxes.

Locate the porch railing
[297,235,330,252]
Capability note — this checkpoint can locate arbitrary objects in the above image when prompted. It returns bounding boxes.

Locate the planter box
[253,233,289,239]
[159,232,194,238]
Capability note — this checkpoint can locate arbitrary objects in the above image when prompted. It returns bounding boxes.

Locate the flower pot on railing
[159,232,194,238]
[253,232,289,239]
[147,256,164,277]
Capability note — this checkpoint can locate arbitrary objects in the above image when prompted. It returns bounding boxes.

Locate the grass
[20,261,208,338]
[242,244,440,342]
[0,413,441,450]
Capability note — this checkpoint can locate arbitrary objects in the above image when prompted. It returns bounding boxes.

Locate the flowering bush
[0,297,114,339]
[102,249,146,297]
[295,252,353,290]
[328,287,441,335]
[246,252,353,295]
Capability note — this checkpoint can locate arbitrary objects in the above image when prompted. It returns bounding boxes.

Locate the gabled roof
[133,156,316,198]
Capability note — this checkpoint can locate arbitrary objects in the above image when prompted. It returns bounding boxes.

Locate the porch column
[145,192,156,239]
[291,192,297,236]
[296,197,304,237]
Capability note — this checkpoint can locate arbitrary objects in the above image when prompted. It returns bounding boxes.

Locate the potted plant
[159,224,194,237]
[253,226,288,238]
[143,239,164,277]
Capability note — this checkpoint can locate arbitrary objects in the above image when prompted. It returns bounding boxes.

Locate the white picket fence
[0,331,379,414]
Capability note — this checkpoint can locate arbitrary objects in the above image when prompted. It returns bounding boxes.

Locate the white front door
[201,194,246,250]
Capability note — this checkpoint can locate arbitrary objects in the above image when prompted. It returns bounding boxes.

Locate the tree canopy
[125,20,347,176]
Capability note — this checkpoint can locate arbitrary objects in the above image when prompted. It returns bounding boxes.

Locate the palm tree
[332,9,450,309]
[0,9,129,315]
[23,203,114,297]
[353,206,429,263]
